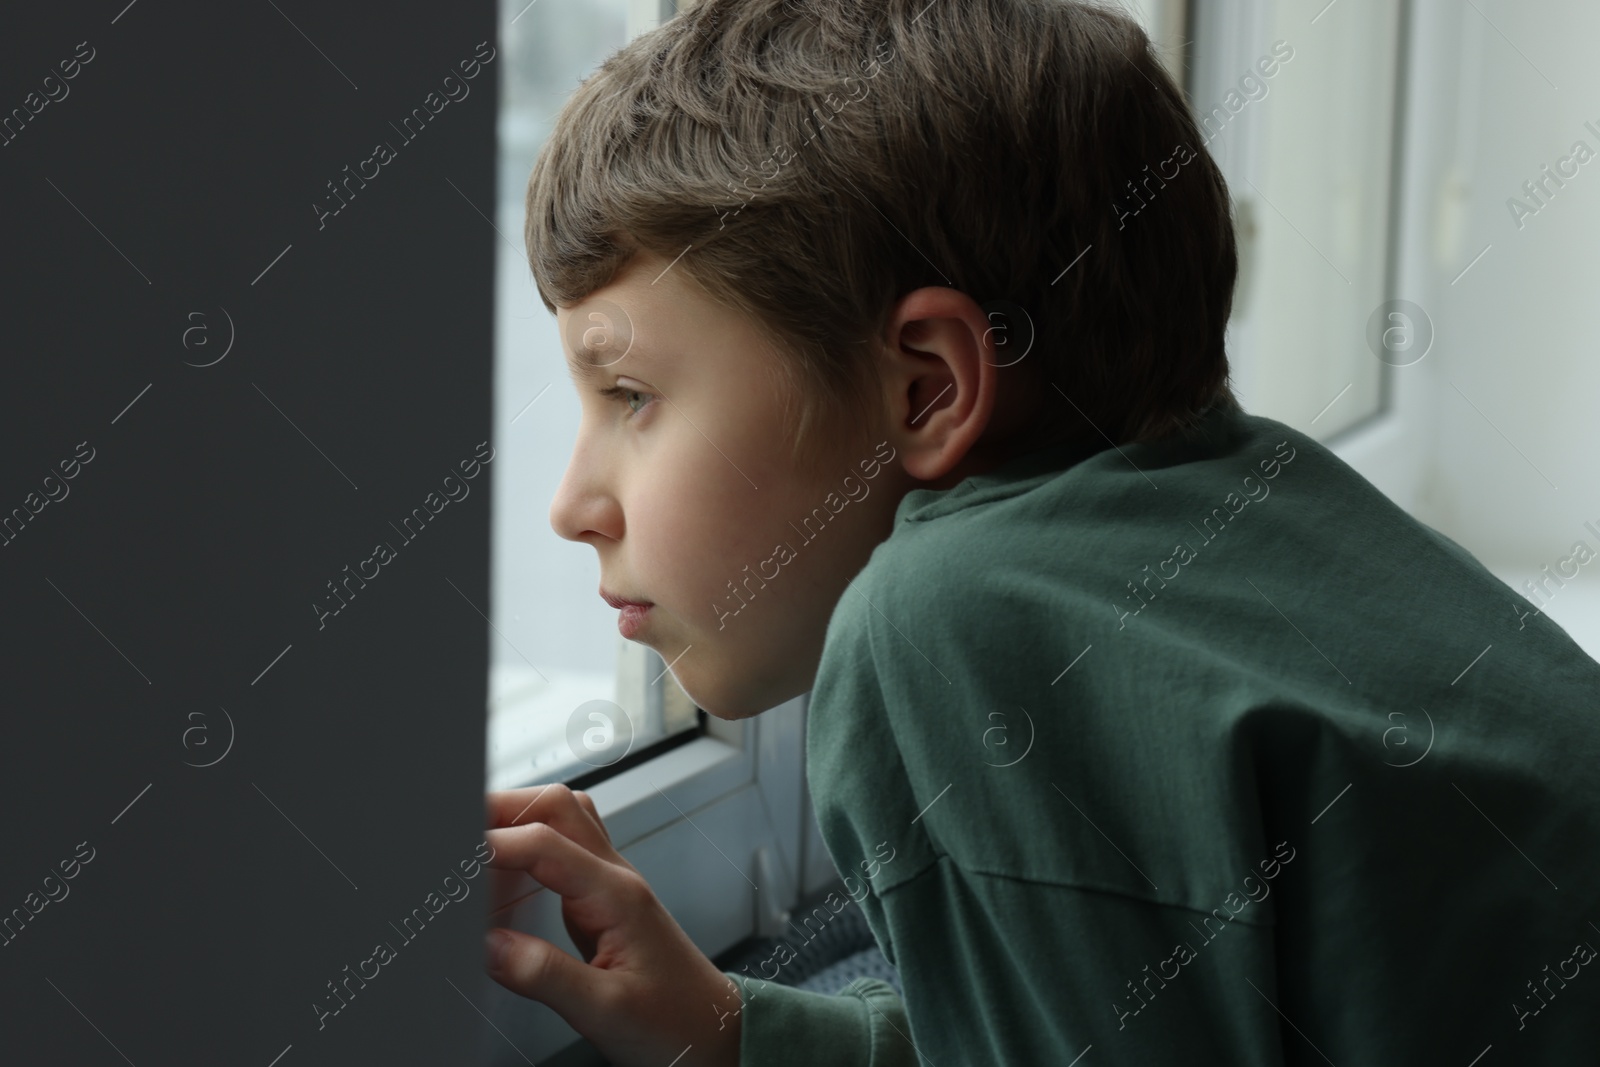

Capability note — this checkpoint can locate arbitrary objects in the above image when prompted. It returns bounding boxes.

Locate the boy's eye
[598,384,652,417]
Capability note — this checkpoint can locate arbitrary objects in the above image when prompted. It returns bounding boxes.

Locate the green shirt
[724,400,1600,1064]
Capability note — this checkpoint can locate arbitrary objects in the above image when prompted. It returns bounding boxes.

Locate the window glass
[488,0,700,792]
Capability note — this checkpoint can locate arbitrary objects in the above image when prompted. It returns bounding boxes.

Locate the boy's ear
[879,287,1000,487]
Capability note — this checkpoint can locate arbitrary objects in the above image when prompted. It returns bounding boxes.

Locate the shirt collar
[893,400,1241,527]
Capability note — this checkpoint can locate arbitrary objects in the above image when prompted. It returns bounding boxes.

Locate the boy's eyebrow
[565,338,652,380]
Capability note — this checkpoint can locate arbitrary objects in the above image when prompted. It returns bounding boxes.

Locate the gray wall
[0,3,498,1063]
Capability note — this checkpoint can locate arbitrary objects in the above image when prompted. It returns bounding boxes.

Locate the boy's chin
[672,675,752,721]
[699,704,762,722]
[654,620,819,719]
[674,665,802,722]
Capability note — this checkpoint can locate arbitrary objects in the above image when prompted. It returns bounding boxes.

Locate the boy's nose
[548,454,618,545]
[547,465,585,543]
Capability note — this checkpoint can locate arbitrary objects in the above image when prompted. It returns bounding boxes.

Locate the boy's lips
[601,589,654,640]
[615,602,651,640]
[599,589,654,609]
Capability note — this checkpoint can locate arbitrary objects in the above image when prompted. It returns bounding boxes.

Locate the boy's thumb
[485,928,598,1025]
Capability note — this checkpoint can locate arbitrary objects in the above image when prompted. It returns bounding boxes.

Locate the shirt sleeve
[722,971,920,1067]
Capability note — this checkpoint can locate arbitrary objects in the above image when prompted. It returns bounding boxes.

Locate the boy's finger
[484,819,632,904]
[486,782,616,860]
[486,927,605,1033]
[572,790,612,845]
[486,782,567,826]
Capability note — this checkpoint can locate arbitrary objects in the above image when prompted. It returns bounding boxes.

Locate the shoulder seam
[878,852,1277,929]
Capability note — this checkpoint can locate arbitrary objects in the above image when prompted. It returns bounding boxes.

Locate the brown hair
[525,0,1239,479]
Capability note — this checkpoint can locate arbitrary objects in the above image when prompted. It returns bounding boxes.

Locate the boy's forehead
[561,297,652,379]
[559,264,746,381]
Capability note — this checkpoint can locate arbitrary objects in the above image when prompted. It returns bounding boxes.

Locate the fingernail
[485,930,510,971]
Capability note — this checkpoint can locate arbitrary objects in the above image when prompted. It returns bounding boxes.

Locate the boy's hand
[483,783,743,1067]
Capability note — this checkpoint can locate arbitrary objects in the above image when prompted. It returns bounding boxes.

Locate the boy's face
[550,251,915,720]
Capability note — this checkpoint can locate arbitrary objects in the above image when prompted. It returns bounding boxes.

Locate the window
[1190,0,1406,444]
[1187,0,1427,509]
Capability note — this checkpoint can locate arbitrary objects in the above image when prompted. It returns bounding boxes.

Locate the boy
[483,0,1600,1063]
